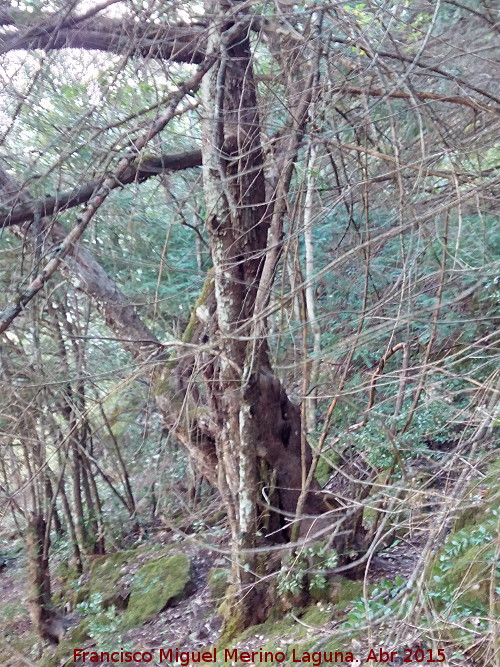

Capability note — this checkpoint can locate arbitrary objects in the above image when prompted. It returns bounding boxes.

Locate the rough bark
[199,2,333,628]
[200,8,268,620]
[0,13,206,63]
[26,514,63,643]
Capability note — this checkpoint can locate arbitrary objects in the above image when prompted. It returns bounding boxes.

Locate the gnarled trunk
[198,2,334,628]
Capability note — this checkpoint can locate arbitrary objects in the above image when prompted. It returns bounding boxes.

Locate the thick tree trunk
[199,2,333,629]
[200,6,266,624]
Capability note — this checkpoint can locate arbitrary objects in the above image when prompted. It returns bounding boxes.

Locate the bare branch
[337,86,500,116]
[0,149,202,229]
[0,14,206,63]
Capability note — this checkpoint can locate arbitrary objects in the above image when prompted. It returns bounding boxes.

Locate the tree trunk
[25,514,63,644]
[199,2,332,629]
[200,5,266,625]
[303,143,321,435]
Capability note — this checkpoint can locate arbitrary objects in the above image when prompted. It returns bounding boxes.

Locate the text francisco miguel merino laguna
[73,648,364,664]
[73,646,447,664]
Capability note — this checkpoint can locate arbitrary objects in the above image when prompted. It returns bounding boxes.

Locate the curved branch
[338,86,500,115]
[0,163,161,356]
[0,149,202,229]
[0,14,206,63]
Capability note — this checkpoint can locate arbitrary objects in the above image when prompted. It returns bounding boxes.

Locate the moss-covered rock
[328,576,365,606]
[85,545,168,608]
[88,550,136,609]
[122,553,192,629]
[207,567,230,602]
[40,545,190,662]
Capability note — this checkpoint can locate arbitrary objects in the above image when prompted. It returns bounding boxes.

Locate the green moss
[41,551,188,663]
[422,456,500,654]
[237,614,298,642]
[217,615,245,647]
[0,601,24,622]
[205,509,226,527]
[53,559,80,583]
[441,541,497,608]
[215,612,300,662]
[328,576,365,605]
[217,574,367,654]
[308,575,367,609]
[89,550,135,608]
[316,634,363,661]
[182,271,214,344]
[39,623,91,667]
[151,363,176,397]
[207,568,230,602]
[314,458,333,487]
[79,545,169,611]
[212,598,367,667]
[216,585,253,645]
[228,604,332,647]
[152,271,213,396]
[300,604,332,626]
[431,456,500,604]
[68,617,91,644]
[309,580,330,603]
[283,639,318,664]
[122,553,191,630]
[38,652,58,667]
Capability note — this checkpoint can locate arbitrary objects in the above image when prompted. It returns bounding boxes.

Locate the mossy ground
[38,548,192,666]
[122,552,192,629]
[88,550,135,607]
[212,599,365,667]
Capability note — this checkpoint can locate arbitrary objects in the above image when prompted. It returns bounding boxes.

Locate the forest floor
[0,521,477,667]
